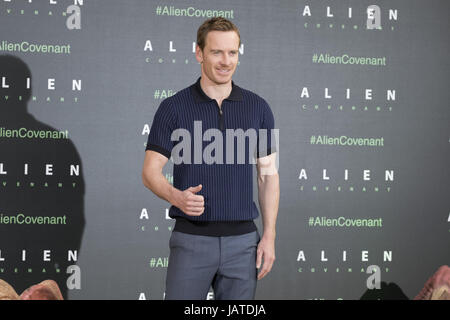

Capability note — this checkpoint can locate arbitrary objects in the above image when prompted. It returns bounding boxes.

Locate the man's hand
[173,184,205,216]
[256,234,276,280]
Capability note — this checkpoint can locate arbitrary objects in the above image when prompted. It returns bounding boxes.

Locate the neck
[199,75,232,103]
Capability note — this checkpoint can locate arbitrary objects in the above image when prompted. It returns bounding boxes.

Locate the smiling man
[142,17,279,300]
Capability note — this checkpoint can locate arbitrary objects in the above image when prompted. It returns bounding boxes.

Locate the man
[142,17,279,300]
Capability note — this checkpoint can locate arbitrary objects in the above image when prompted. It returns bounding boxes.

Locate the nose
[221,53,230,66]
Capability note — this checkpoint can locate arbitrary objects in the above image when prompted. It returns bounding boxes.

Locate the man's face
[196,30,240,85]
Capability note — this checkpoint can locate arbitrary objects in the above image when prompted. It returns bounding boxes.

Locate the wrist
[262,229,276,240]
[168,186,181,207]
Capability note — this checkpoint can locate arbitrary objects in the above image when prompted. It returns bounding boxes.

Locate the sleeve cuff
[256,147,276,158]
[146,143,171,159]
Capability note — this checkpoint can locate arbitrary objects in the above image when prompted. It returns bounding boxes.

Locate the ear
[195,45,203,64]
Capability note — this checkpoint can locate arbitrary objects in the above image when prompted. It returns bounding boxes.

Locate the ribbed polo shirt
[146,77,275,236]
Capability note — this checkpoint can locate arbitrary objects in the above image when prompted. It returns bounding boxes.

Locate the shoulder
[239,87,274,125]
[240,87,267,103]
[167,85,192,104]
[238,86,275,128]
[155,85,193,113]
[239,87,272,112]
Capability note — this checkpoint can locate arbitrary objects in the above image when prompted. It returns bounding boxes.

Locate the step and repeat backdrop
[0,0,449,300]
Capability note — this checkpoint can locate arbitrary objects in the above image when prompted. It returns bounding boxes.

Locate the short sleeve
[256,99,277,158]
[145,99,177,159]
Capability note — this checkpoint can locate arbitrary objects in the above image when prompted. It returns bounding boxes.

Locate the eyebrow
[210,49,238,53]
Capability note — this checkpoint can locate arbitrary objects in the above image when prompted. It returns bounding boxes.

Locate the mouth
[216,68,231,75]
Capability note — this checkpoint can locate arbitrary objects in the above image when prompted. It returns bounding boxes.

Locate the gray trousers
[165,230,260,300]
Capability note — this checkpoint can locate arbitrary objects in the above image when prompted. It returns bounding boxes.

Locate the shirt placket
[213,100,225,131]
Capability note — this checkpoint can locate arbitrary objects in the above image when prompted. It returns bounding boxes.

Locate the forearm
[143,170,180,207]
[258,173,280,239]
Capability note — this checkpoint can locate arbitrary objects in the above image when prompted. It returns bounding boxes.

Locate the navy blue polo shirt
[146,77,275,236]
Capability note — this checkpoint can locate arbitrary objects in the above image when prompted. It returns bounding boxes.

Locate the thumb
[188,184,202,193]
[256,246,263,269]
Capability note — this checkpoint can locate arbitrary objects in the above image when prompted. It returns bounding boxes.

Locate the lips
[216,68,230,75]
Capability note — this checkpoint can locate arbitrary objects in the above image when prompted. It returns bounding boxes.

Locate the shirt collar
[191,76,243,104]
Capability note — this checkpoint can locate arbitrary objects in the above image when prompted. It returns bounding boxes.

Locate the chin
[213,74,233,84]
